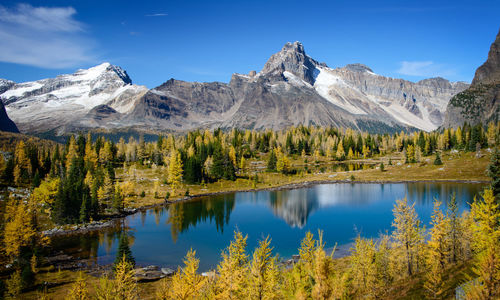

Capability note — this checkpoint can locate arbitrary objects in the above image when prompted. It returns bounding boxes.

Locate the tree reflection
[166,194,235,242]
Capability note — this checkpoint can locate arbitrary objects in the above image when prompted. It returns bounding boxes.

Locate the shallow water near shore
[50,182,485,271]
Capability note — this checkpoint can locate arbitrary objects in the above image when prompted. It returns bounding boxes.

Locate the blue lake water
[52,182,486,271]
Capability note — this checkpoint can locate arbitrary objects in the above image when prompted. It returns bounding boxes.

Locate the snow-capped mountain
[0,42,468,134]
[1,63,147,133]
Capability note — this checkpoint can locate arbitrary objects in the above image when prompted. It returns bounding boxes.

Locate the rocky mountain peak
[282,41,306,54]
[471,28,500,86]
[344,63,374,73]
[261,41,319,85]
[73,62,132,85]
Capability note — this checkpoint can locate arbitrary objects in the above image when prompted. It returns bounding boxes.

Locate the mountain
[442,28,500,128]
[1,63,147,134]
[1,42,468,134]
[0,101,19,133]
[0,79,15,94]
[127,42,466,132]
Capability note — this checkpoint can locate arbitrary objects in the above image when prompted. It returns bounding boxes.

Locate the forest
[0,121,498,299]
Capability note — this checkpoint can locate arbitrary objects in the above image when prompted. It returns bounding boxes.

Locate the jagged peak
[261,41,319,85]
[281,41,305,54]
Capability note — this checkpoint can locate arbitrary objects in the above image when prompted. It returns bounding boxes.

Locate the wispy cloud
[0,4,96,69]
[145,13,168,17]
[397,61,456,78]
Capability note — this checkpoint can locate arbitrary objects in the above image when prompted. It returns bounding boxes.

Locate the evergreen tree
[113,185,124,213]
[31,170,41,188]
[434,152,443,165]
[487,147,500,197]
[267,150,277,171]
[79,193,90,223]
[114,233,135,270]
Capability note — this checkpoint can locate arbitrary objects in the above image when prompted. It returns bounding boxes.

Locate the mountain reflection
[268,189,315,228]
[166,194,235,242]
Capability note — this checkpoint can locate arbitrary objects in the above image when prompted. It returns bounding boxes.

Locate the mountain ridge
[1,41,469,134]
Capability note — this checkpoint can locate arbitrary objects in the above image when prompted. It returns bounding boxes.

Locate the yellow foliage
[67,271,90,300]
[3,199,36,259]
[31,177,60,205]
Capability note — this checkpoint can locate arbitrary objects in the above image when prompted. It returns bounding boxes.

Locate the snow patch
[1,82,43,98]
[313,67,366,115]
[70,63,111,81]
[283,71,312,88]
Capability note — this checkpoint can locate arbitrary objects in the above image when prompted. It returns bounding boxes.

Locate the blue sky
[0,0,498,88]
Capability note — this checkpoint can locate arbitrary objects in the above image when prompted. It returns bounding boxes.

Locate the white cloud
[0,4,96,69]
[145,13,168,17]
[397,61,456,78]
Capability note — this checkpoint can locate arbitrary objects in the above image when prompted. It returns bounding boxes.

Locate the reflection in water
[269,189,315,228]
[49,182,485,270]
[167,194,235,242]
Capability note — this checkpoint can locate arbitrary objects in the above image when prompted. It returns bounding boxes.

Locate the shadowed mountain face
[0,102,19,133]
[443,28,500,128]
[1,42,468,134]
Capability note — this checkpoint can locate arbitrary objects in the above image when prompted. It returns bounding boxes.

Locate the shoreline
[41,178,488,276]
[43,178,489,237]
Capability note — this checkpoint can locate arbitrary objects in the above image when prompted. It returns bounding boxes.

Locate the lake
[51,182,486,271]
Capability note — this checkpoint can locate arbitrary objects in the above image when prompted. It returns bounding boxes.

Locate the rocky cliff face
[1,42,469,134]
[443,28,500,128]
[0,102,19,133]
[319,66,468,131]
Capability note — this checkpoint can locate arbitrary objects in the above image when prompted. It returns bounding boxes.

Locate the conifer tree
[276,153,290,174]
[311,231,334,299]
[406,144,415,163]
[169,249,205,299]
[468,189,500,299]
[391,197,424,276]
[114,233,135,270]
[267,150,277,171]
[350,236,377,297]
[434,151,443,165]
[336,140,345,160]
[114,255,137,300]
[215,231,249,299]
[248,236,281,300]
[424,200,449,299]
[168,149,183,192]
[447,194,460,263]
[67,272,90,300]
[487,147,500,197]
[3,198,36,260]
